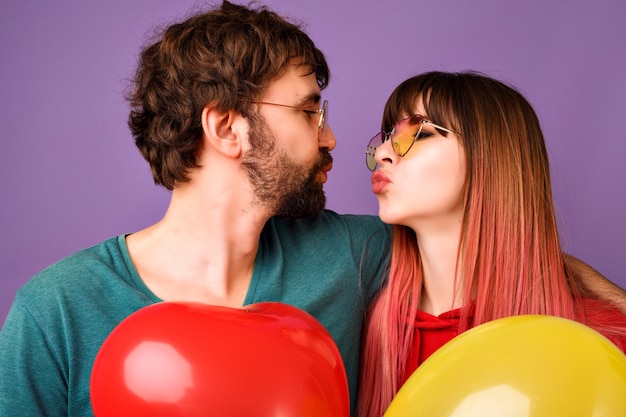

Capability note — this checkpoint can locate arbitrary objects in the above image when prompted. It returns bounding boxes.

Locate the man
[0,3,387,416]
[0,2,623,416]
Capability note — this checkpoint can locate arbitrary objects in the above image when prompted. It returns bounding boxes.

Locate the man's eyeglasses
[251,99,328,142]
[365,114,458,171]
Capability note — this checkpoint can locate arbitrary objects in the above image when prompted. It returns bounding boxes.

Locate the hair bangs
[382,72,462,135]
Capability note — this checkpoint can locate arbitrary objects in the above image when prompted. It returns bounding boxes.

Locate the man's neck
[126,181,270,308]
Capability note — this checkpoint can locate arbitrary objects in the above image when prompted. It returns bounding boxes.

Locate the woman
[358,71,626,417]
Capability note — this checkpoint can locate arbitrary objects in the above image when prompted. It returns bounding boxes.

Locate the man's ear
[201,106,245,158]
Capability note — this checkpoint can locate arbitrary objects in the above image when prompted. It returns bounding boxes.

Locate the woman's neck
[413,222,463,316]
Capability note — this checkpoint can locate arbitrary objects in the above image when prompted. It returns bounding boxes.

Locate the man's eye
[302,110,317,118]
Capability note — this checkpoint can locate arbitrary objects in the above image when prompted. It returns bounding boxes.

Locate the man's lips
[371,170,390,194]
[318,163,332,183]
[317,151,333,184]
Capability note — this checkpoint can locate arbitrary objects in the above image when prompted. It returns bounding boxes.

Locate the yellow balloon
[384,315,626,417]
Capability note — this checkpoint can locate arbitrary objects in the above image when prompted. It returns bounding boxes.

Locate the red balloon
[90,302,349,417]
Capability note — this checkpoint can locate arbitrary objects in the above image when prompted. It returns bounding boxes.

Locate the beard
[241,112,331,218]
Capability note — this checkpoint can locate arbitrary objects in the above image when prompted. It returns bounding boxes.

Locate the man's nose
[319,125,336,151]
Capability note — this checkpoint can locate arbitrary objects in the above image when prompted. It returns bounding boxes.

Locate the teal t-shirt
[0,211,390,417]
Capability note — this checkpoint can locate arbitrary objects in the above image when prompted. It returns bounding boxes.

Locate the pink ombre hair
[357,71,626,417]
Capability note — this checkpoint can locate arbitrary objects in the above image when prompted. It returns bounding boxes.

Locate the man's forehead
[263,62,321,103]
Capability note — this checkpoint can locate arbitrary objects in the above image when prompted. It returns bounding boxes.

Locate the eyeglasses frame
[250,99,328,142]
[366,115,458,171]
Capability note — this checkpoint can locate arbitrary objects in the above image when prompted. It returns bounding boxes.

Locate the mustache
[315,150,333,170]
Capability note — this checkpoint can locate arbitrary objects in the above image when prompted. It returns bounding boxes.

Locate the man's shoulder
[262,211,390,261]
[17,236,127,302]
[267,210,387,234]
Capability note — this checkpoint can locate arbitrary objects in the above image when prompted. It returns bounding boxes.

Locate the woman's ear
[201,106,244,159]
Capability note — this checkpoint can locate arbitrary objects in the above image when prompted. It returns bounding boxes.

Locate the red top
[401,299,626,385]
[402,307,465,384]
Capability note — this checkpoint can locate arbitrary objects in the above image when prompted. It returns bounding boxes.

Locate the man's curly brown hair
[127,1,330,189]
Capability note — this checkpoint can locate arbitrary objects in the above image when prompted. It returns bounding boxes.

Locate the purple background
[2,0,625,324]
